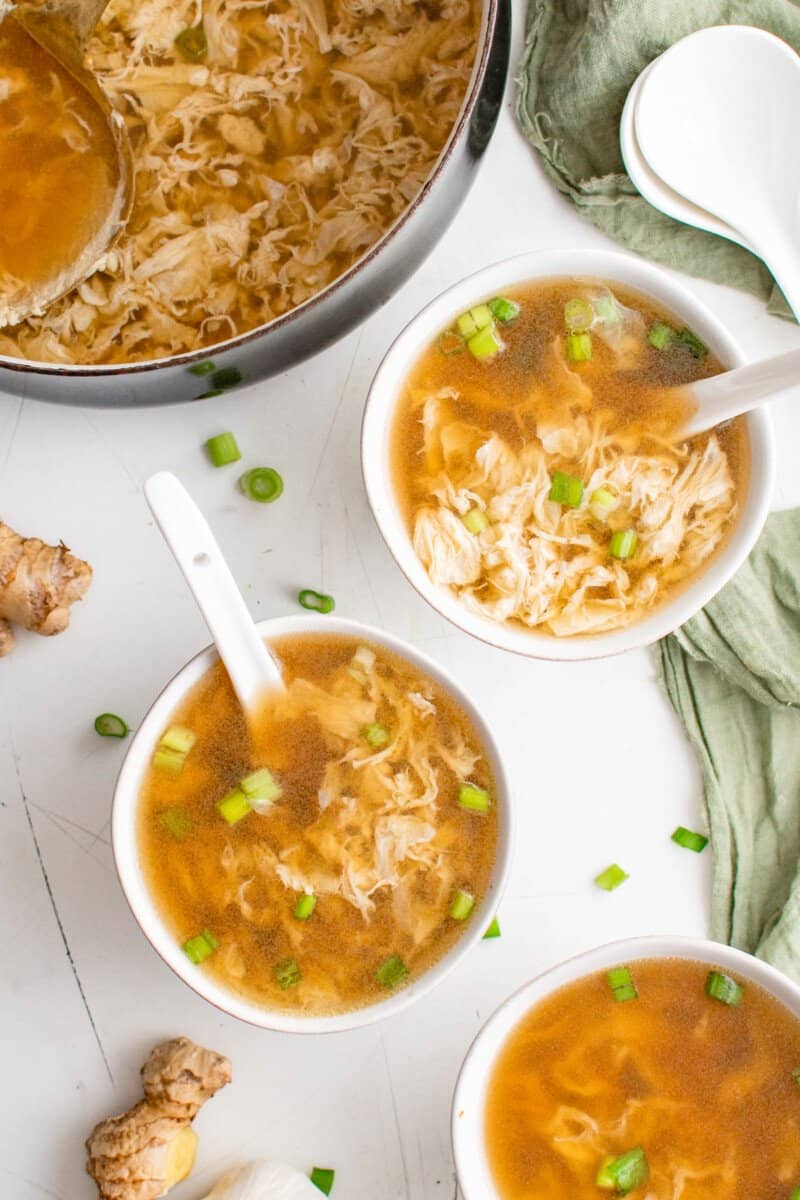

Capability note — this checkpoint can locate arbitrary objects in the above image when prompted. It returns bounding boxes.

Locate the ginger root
[0,520,92,656]
[86,1037,232,1200]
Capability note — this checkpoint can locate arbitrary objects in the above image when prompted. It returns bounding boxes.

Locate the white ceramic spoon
[619,61,754,252]
[635,25,800,317]
[144,472,285,722]
[678,347,800,437]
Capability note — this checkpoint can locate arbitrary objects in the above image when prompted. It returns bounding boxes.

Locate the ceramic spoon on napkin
[634,25,800,318]
[144,472,286,727]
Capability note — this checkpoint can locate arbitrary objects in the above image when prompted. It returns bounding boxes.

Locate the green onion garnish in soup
[449,888,475,921]
[298,589,335,613]
[595,864,629,892]
[671,826,708,853]
[310,1167,335,1195]
[589,487,619,522]
[239,467,284,503]
[94,712,129,738]
[376,955,409,990]
[564,297,593,332]
[437,330,465,356]
[294,894,317,921]
[549,471,584,508]
[467,324,503,361]
[174,24,208,61]
[275,959,302,990]
[677,327,708,358]
[217,788,251,825]
[609,530,638,560]
[792,1067,800,1086]
[705,970,744,1007]
[461,507,490,534]
[483,916,501,939]
[458,782,491,814]
[182,930,219,964]
[152,726,196,774]
[488,296,521,324]
[565,331,592,362]
[593,294,620,324]
[205,431,241,467]
[362,722,390,749]
[607,966,638,1003]
[648,321,674,350]
[456,305,493,339]
[240,767,282,810]
[596,1145,649,1194]
[158,807,192,841]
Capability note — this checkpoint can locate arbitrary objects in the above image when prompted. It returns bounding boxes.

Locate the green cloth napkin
[658,510,800,978]
[516,0,800,318]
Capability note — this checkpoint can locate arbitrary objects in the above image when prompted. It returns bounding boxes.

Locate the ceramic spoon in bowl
[634,25,800,317]
[144,472,285,732]
[0,0,134,325]
[671,347,800,438]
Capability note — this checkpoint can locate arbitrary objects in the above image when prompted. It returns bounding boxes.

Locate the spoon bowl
[681,347,800,438]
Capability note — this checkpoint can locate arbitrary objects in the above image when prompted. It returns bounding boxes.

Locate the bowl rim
[451,933,800,1200]
[1,0,501,378]
[111,612,514,1034]
[361,247,776,662]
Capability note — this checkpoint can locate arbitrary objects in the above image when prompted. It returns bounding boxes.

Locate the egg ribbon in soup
[486,958,800,1199]
[392,280,747,637]
[138,634,498,1015]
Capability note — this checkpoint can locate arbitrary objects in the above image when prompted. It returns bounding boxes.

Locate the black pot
[1,0,510,408]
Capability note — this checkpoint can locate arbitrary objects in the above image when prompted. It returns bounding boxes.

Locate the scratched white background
[3,9,800,1198]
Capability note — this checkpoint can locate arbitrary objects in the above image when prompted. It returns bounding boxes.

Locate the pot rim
[360,246,775,662]
[2,0,500,378]
[111,612,514,1034]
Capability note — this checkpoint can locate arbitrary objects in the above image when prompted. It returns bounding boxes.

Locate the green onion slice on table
[595,863,629,892]
[239,467,283,503]
[671,826,708,853]
[205,431,241,467]
[310,1167,335,1195]
[94,712,128,738]
[298,589,335,613]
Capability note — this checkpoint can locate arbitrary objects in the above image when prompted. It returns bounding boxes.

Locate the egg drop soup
[391,279,748,637]
[137,633,498,1015]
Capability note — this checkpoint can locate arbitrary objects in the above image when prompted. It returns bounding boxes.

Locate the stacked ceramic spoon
[617,24,800,433]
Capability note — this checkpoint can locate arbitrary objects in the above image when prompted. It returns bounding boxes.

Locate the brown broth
[0,20,119,306]
[391,279,749,636]
[137,633,498,1016]
[486,958,800,1199]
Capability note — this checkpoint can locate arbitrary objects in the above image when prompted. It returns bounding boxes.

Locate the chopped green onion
[363,722,390,749]
[152,746,187,775]
[217,788,251,825]
[593,295,620,323]
[211,366,243,390]
[240,767,282,808]
[671,826,708,853]
[462,507,489,534]
[705,970,744,1007]
[298,589,335,613]
[376,954,409,989]
[175,23,207,61]
[275,958,302,989]
[294,893,317,921]
[791,1189,800,1200]
[94,712,128,738]
[437,330,465,356]
[609,530,638,560]
[189,360,216,377]
[182,929,218,964]
[564,297,594,332]
[310,1168,335,1196]
[456,311,478,339]
[549,471,584,508]
[205,432,241,467]
[607,966,638,1003]
[589,487,620,521]
[239,467,283,503]
[483,916,501,939]
[449,888,475,921]
[677,327,708,358]
[456,305,492,339]
[160,726,196,755]
[596,1146,649,1194]
[595,863,629,892]
[489,296,521,324]
[158,807,192,841]
[648,321,673,350]
[565,331,592,362]
[458,782,491,814]
[467,324,503,360]
[792,1067,800,1086]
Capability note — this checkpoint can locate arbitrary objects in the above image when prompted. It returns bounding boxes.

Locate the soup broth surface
[138,633,498,1016]
[486,958,800,1199]
[392,279,748,638]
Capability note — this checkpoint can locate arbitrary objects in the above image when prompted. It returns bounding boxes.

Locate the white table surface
[3,9,800,1198]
